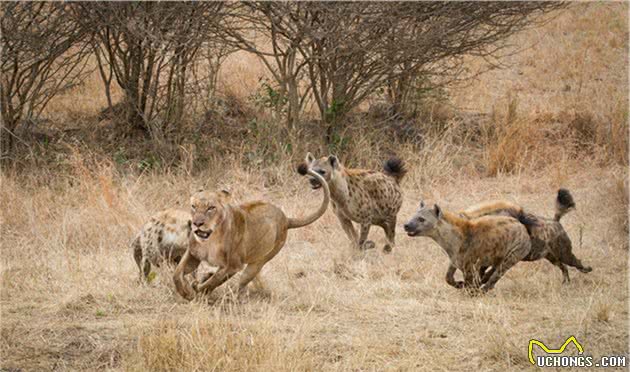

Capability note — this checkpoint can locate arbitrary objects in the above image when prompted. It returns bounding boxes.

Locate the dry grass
[452,2,628,166]
[611,171,630,239]
[1,3,628,371]
[1,152,628,371]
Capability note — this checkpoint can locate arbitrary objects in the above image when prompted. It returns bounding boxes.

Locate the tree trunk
[286,77,300,131]
[1,101,20,160]
[0,120,17,161]
[126,41,147,133]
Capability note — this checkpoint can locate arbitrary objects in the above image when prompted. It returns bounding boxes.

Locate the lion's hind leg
[237,263,265,295]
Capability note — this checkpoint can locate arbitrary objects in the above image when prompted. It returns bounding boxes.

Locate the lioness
[173,165,330,301]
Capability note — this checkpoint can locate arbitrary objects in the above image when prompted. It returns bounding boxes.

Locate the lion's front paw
[361,240,376,250]
[178,286,196,301]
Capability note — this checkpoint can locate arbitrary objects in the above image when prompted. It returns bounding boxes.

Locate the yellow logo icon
[528,336,584,365]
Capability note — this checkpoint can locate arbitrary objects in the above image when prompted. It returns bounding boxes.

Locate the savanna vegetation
[1,2,628,371]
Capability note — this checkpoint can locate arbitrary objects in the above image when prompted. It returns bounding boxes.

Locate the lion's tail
[288,165,330,229]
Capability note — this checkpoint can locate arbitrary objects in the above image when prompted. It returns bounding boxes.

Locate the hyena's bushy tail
[383,157,407,184]
[554,188,576,221]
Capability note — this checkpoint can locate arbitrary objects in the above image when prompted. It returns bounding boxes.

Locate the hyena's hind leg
[132,235,151,282]
[545,254,570,283]
[480,266,494,284]
[556,235,592,274]
[482,241,529,292]
[567,255,593,273]
[481,260,514,292]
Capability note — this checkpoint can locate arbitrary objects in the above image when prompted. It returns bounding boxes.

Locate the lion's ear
[220,189,231,200]
[189,184,204,194]
[305,152,315,164]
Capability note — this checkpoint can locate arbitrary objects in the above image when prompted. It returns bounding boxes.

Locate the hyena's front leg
[382,217,397,253]
[336,214,359,249]
[462,269,481,292]
[359,224,375,250]
[445,264,464,288]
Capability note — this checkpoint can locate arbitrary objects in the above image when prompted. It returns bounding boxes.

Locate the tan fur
[404,203,532,292]
[305,153,404,252]
[453,192,591,285]
[173,169,330,301]
[132,209,216,283]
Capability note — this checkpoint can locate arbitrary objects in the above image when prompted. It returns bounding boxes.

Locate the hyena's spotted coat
[304,153,406,253]
[404,202,533,292]
[132,209,192,281]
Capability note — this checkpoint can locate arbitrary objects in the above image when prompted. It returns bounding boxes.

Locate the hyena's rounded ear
[419,200,425,208]
[434,204,442,218]
[305,152,315,164]
[328,155,339,169]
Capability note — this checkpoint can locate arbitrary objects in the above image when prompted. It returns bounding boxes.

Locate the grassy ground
[1,160,627,371]
[1,2,628,371]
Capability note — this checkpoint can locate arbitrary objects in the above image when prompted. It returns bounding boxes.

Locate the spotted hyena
[304,153,406,253]
[404,202,533,292]
[456,189,592,285]
[132,209,194,282]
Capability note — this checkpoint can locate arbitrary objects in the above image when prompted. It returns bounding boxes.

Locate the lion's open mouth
[194,229,212,240]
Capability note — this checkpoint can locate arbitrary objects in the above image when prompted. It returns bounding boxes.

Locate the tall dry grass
[1,2,628,371]
[1,149,627,370]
